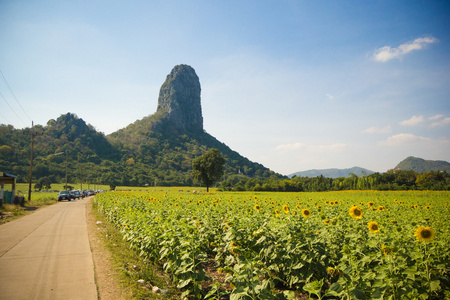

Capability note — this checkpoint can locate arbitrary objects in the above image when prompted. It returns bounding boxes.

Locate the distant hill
[395,156,450,173]
[288,167,374,178]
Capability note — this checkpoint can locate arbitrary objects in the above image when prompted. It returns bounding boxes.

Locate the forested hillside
[0,65,278,187]
[0,113,121,186]
[289,166,375,178]
[395,156,450,173]
[0,111,276,187]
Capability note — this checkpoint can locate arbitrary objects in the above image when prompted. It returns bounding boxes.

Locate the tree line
[218,169,450,192]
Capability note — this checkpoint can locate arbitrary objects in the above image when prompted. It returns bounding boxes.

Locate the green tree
[192,148,225,192]
[34,176,52,191]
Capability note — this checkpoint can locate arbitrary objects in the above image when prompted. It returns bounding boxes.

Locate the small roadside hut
[0,172,17,205]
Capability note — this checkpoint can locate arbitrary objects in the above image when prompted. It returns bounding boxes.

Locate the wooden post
[23,122,43,201]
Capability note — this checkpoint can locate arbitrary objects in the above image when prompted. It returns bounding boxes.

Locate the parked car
[73,190,82,199]
[58,191,72,201]
[69,191,76,200]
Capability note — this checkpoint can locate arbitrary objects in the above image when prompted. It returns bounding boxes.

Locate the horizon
[1,1,449,175]
[6,111,449,176]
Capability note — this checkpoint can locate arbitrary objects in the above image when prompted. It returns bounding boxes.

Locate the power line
[0,69,33,123]
[0,90,27,127]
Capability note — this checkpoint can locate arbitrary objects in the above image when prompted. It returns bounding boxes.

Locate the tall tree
[192,148,225,192]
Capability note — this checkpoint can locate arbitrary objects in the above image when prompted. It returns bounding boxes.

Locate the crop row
[94,190,450,299]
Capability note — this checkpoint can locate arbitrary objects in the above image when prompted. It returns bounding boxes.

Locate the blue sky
[1,0,449,175]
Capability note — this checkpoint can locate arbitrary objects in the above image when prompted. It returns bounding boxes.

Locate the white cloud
[363,125,392,134]
[326,93,334,100]
[379,133,431,146]
[399,115,424,126]
[429,114,444,121]
[275,142,305,151]
[431,117,450,127]
[373,37,438,62]
[398,114,450,128]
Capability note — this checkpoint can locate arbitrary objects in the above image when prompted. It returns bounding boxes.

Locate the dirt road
[0,197,97,300]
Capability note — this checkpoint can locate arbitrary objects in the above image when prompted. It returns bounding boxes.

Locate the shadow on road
[23,207,39,211]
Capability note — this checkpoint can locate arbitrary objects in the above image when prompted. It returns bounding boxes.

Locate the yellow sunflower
[229,247,241,255]
[254,204,261,211]
[414,226,435,242]
[283,204,290,214]
[368,201,374,207]
[301,209,311,218]
[367,221,380,233]
[275,209,281,216]
[323,219,330,225]
[349,205,363,219]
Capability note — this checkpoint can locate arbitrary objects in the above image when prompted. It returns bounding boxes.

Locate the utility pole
[23,121,43,201]
[65,152,68,190]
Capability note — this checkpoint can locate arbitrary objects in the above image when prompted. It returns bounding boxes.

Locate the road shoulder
[86,197,129,300]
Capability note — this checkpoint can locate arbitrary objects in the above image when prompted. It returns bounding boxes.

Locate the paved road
[0,197,98,300]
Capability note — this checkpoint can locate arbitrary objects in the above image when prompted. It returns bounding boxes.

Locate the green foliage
[219,170,450,192]
[192,148,225,192]
[1,112,276,187]
[34,176,51,191]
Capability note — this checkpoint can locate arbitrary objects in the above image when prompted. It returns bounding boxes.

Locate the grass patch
[91,200,180,299]
[0,192,58,225]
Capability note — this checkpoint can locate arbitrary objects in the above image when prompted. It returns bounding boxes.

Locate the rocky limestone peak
[157,64,203,132]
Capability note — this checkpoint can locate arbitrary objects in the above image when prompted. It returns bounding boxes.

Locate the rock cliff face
[157,64,203,132]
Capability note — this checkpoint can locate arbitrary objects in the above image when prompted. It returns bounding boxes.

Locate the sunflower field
[94,190,450,299]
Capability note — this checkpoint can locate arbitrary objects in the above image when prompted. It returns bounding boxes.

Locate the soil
[86,198,128,300]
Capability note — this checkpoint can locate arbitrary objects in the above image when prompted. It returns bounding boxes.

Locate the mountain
[157,64,203,132]
[107,64,277,185]
[288,167,375,178]
[0,64,278,186]
[0,113,122,185]
[395,156,450,173]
